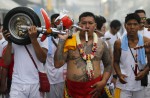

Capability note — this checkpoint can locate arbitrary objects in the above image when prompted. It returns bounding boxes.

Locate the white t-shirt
[45,37,67,84]
[3,37,48,84]
[138,27,150,38]
[104,31,119,52]
[0,35,6,57]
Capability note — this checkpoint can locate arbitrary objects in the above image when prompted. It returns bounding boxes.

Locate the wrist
[113,74,118,79]
[31,39,38,43]
[59,38,66,42]
[8,42,12,45]
[58,39,66,44]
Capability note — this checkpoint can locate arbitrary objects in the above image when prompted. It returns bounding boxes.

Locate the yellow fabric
[114,88,121,98]
[64,34,77,52]
[104,87,113,98]
[64,82,70,98]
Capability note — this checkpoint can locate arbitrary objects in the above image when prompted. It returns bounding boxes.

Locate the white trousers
[10,82,44,98]
[46,82,64,98]
[120,89,144,98]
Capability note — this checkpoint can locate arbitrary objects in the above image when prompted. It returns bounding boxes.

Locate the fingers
[119,74,127,84]
[144,42,150,48]
[91,91,99,98]
[28,26,37,34]
[89,88,97,94]
[135,71,144,80]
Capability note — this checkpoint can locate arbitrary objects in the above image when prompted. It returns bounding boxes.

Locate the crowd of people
[0,8,150,98]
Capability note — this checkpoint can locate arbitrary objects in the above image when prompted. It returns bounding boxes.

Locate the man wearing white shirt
[45,14,67,98]
[105,20,121,52]
[135,9,150,98]
[2,26,48,98]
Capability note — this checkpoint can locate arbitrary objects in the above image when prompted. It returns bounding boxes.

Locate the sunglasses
[141,17,147,20]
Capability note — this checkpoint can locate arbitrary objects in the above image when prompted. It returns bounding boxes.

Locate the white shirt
[45,37,67,84]
[138,27,150,38]
[3,37,48,84]
[0,35,6,57]
[104,31,119,52]
[116,43,144,91]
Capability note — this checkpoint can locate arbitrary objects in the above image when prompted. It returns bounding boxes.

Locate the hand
[111,77,117,87]
[90,80,106,98]
[118,74,127,84]
[2,30,12,43]
[28,26,38,41]
[57,29,69,40]
[135,70,146,80]
[0,83,7,94]
[144,41,150,48]
[0,67,7,94]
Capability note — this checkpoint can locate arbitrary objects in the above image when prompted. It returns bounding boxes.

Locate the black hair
[110,20,121,29]
[134,9,146,15]
[50,13,59,22]
[125,13,141,24]
[95,15,106,30]
[79,12,96,22]
[146,18,150,25]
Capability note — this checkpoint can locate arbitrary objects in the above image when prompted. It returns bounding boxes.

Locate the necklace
[76,31,98,80]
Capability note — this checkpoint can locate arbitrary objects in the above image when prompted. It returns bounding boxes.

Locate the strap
[51,37,57,47]
[128,44,137,63]
[128,43,139,76]
[24,45,39,71]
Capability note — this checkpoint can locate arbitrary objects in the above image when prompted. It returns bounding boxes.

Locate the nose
[131,24,135,28]
[85,23,90,29]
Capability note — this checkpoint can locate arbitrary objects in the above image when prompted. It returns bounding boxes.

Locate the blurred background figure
[95,15,107,37]
[45,13,67,98]
[104,19,122,52]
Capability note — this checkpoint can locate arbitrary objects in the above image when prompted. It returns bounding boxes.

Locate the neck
[79,31,93,41]
[110,30,115,35]
[127,34,138,42]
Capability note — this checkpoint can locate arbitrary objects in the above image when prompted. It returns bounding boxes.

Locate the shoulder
[98,38,105,46]
[114,39,121,49]
[143,36,150,42]
[104,31,110,36]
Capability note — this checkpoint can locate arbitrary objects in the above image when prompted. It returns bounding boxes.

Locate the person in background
[95,15,107,37]
[45,13,67,98]
[0,24,14,98]
[114,13,150,98]
[134,9,150,98]
[134,9,150,38]
[104,20,121,52]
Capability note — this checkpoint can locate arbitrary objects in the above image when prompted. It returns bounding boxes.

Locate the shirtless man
[54,12,112,98]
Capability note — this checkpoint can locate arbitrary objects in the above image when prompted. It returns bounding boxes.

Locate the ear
[95,23,97,29]
[124,23,126,29]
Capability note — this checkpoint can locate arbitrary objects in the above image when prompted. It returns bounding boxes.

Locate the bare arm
[54,39,68,68]
[135,37,150,80]
[113,39,127,84]
[2,31,12,65]
[28,26,47,63]
[101,41,112,83]
[31,40,47,63]
[113,39,122,77]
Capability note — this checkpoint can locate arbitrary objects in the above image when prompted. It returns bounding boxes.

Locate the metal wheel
[3,7,41,45]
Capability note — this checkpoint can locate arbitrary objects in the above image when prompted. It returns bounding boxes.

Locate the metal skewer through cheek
[134,45,144,50]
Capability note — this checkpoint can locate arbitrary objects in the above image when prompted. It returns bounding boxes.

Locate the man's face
[125,19,140,36]
[78,16,96,34]
[111,26,121,35]
[51,18,57,28]
[101,23,106,34]
[137,12,146,28]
